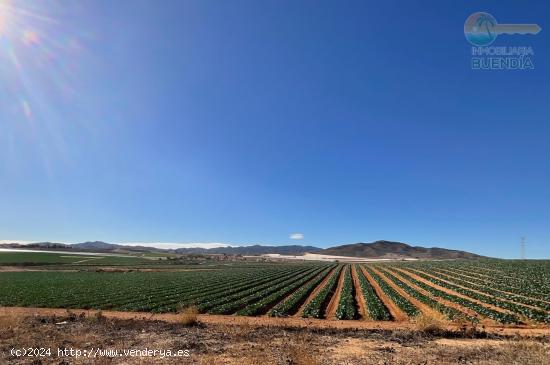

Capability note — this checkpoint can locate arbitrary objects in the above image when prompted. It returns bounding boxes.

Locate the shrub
[179,306,199,326]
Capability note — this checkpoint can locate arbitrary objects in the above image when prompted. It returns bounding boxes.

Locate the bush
[414,312,445,335]
[178,306,199,326]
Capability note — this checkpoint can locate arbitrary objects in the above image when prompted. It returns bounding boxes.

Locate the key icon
[464,12,541,46]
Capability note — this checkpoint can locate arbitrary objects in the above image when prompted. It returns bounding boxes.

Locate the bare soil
[351,265,368,320]
[0,308,549,365]
[1,307,549,336]
[324,265,346,319]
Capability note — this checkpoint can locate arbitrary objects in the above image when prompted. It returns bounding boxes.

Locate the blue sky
[0,1,549,258]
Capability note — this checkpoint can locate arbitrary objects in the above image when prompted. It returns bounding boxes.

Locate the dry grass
[453,314,484,337]
[1,311,548,365]
[178,305,199,326]
[86,310,106,324]
[0,313,25,329]
[496,340,549,365]
[283,332,321,365]
[240,332,321,365]
[287,343,320,365]
[414,312,446,335]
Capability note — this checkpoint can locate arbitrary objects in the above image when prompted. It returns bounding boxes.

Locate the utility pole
[520,237,526,260]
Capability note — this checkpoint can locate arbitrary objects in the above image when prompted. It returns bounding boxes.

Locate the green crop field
[0,251,153,266]
[0,256,549,325]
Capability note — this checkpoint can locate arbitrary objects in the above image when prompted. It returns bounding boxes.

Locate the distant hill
[174,245,322,255]
[0,240,484,259]
[69,241,169,253]
[72,241,121,251]
[69,242,322,255]
[0,241,172,253]
[321,240,483,259]
[0,241,321,256]
[5,242,71,250]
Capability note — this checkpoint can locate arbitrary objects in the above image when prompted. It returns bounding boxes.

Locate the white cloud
[289,233,304,240]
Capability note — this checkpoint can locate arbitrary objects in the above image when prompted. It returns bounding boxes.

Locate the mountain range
[0,240,483,259]
[321,240,483,259]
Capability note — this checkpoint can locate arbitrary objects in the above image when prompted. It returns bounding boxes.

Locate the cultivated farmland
[0,256,549,327]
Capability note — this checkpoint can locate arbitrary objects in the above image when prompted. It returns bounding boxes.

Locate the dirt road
[1,307,549,337]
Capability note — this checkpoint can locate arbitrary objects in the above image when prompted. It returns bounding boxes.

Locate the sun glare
[0,1,11,37]
[0,0,84,115]
[0,0,90,177]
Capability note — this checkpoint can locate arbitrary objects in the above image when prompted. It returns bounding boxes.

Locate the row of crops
[0,264,327,315]
[335,266,356,319]
[301,265,343,318]
[0,260,548,324]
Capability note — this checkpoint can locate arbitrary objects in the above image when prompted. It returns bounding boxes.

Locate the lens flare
[0,0,92,177]
[0,1,11,36]
[21,99,32,119]
[21,29,39,45]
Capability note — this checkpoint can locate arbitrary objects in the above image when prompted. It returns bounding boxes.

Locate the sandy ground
[0,308,549,365]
